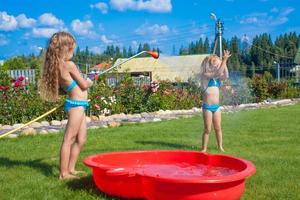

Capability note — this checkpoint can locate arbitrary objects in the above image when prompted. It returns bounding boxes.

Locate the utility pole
[274,61,280,81]
[211,13,224,58]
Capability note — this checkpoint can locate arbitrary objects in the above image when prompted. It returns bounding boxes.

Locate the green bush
[249,74,269,102]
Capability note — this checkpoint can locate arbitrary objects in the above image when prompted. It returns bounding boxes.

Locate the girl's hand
[223,50,231,59]
[86,78,94,87]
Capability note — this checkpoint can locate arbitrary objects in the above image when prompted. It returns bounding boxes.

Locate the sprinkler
[0,51,159,139]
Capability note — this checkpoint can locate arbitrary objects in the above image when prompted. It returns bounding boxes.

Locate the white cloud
[135,23,169,35]
[240,16,259,24]
[0,11,18,31]
[131,40,138,50]
[90,46,102,54]
[30,45,43,54]
[71,19,94,36]
[110,0,172,13]
[0,34,9,45]
[39,13,64,27]
[91,2,109,14]
[16,14,36,28]
[100,34,113,44]
[32,28,58,38]
[239,7,295,26]
[280,7,295,16]
[271,7,279,13]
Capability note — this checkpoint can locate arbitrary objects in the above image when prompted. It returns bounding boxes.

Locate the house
[111,54,209,85]
[292,46,300,84]
[90,62,111,72]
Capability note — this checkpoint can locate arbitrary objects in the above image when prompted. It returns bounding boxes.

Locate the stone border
[1,98,299,138]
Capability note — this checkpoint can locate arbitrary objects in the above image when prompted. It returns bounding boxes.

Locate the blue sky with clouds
[0,0,299,59]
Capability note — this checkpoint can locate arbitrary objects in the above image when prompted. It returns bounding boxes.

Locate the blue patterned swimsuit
[63,80,89,112]
[202,79,221,113]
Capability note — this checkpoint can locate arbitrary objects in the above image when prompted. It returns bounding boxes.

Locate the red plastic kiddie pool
[84,150,256,200]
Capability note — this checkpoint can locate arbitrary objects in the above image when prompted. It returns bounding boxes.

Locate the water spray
[0,51,159,139]
[99,51,159,75]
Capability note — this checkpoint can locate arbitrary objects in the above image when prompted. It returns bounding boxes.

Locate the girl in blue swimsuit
[39,32,93,180]
[200,50,231,152]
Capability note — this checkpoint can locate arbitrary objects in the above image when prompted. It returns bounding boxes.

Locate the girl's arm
[219,50,231,80]
[67,61,93,90]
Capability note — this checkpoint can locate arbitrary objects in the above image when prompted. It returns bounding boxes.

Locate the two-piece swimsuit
[202,78,221,113]
[63,80,89,112]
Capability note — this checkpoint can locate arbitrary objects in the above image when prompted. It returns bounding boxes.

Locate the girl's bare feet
[200,148,207,153]
[59,173,79,180]
[219,147,225,152]
[69,170,86,176]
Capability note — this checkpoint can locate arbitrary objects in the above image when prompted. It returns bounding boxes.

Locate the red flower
[1,85,10,90]
[142,84,149,92]
[18,76,25,81]
[14,81,22,87]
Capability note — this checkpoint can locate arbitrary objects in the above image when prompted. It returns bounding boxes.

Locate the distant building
[90,62,111,73]
[112,54,208,85]
[292,47,300,84]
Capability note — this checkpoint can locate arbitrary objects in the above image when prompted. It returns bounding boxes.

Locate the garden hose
[0,50,159,139]
[0,106,61,139]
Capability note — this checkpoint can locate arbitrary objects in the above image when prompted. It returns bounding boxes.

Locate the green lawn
[0,104,299,200]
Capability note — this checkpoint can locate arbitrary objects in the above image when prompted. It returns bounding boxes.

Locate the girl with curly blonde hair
[40,32,93,180]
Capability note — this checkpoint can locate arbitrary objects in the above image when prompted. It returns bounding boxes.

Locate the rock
[61,120,68,126]
[1,125,12,130]
[141,112,151,118]
[12,123,24,129]
[88,126,99,129]
[91,115,99,121]
[112,113,127,121]
[21,128,37,136]
[30,122,42,128]
[140,119,147,123]
[108,121,121,128]
[98,115,107,121]
[39,130,49,135]
[86,116,91,123]
[7,134,18,138]
[41,121,50,126]
[192,107,202,113]
[153,118,162,122]
[48,129,60,134]
[51,120,61,126]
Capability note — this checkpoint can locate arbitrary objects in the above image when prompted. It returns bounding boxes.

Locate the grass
[0,104,300,200]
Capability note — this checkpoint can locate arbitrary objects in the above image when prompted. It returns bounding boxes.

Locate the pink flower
[18,76,25,81]
[94,104,101,110]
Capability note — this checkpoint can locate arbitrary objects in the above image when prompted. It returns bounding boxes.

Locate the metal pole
[277,62,280,81]
[217,19,223,58]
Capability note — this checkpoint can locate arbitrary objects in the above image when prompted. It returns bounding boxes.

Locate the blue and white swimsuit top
[208,79,221,88]
[64,80,77,93]
[204,79,221,93]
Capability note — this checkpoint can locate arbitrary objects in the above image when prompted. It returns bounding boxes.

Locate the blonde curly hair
[199,54,222,87]
[39,32,76,102]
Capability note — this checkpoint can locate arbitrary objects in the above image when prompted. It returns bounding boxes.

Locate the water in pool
[136,163,238,177]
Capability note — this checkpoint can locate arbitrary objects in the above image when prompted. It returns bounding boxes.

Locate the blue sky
[0,0,299,59]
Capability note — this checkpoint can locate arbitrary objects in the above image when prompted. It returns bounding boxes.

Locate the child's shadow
[0,157,54,177]
[66,176,121,200]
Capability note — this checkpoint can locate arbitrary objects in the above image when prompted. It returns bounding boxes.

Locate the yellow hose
[0,106,61,139]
